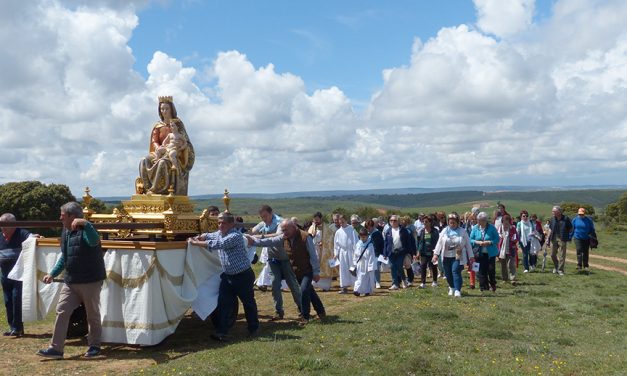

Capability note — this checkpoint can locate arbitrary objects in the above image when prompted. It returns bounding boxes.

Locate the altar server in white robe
[353,228,376,296]
[334,215,358,294]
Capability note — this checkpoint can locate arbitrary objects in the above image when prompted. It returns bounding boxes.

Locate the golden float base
[88,194,218,240]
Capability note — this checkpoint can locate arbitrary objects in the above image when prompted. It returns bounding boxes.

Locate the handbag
[589,235,599,249]
[403,254,412,269]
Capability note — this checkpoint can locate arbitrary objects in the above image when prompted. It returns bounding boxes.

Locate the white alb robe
[353,240,376,294]
[334,225,358,288]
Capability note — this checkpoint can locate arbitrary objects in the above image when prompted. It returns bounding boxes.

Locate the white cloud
[1,0,627,199]
[474,0,535,37]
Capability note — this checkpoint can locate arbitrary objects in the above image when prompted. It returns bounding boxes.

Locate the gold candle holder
[223,189,231,213]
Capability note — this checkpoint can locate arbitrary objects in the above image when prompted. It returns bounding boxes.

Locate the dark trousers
[217,268,259,336]
[405,255,414,283]
[520,243,531,270]
[0,260,23,332]
[574,238,590,268]
[419,255,438,284]
[389,253,405,286]
[298,273,325,320]
[477,253,496,291]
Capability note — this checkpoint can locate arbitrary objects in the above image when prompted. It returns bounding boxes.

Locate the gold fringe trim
[102,311,187,330]
[35,253,185,288]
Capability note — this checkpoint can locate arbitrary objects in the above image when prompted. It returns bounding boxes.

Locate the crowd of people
[0,201,599,356]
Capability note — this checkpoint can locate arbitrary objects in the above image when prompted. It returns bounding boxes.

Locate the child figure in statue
[162,121,187,171]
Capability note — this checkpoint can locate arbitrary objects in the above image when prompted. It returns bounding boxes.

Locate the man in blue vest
[0,213,32,337]
[37,202,106,359]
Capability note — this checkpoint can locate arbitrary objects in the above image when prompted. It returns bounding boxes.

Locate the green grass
[133,234,627,376]
[2,224,626,375]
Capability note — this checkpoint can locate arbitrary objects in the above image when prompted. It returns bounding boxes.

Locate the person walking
[547,206,572,276]
[571,207,596,273]
[37,202,106,359]
[470,212,500,292]
[416,216,439,288]
[432,213,474,297]
[0,213,32,337]
[498,215,518,283]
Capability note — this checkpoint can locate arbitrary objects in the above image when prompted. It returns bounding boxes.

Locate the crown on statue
[158,95,173,104]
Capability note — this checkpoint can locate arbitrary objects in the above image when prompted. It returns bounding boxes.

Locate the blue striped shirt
[204,228,250,275]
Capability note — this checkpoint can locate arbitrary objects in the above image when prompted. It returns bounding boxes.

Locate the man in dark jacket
[547,206,572,276]
[37,202,106,359]
[383,215,413,290]
[0,213,32,337]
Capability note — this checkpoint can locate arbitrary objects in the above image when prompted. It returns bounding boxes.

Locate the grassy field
[1,232,625,375]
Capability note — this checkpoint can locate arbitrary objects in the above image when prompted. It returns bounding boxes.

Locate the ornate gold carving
[223,189,231,213]
[135,177,145,194]
[82,187,94,218]
[158,95,173,104]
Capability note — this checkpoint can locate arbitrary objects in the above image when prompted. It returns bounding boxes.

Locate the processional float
[12,96,232,346]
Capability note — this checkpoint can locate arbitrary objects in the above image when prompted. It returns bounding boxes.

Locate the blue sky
[129,1,550,108]
[2,0,626,196]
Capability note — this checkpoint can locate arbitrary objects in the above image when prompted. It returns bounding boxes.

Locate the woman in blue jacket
[470,212,500,292]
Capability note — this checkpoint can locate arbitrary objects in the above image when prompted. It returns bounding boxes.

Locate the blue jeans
[520,243,531,270]
[389,253,405,286]
[299,273,325,320]
[1,260,23,332]
[442,257,464,291]
[216,268,259,335]
[374,261,381,284]
[268,259,301,315]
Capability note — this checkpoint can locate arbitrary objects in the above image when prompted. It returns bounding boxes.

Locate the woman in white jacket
[353,228,376,296]
[432,213,474,297]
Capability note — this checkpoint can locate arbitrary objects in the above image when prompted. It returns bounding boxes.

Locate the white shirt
[391,227,402,250]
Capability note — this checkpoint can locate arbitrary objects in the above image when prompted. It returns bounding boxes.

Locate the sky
[1,0,626,198]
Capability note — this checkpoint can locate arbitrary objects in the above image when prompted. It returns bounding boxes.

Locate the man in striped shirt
[190,211,259,341]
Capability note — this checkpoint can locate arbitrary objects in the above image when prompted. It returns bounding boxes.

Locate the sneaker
[36,347,64,359]
[558,271,564,276]
[431,282,438,287]
[454,290,461,298]
[3,329,23,337]
[375,282,381,289]
[552,268,557,274]
[406,281,412,288]
[353,292,360,297]
[338,288,348,294]
[448,287,454,296]
[388,284,399,290]
[523,269,529,273]
[584,267,589,272]
[84,346,101,358]
[530,266,535,272]
[270,312,284,321]
[419,283,426,289]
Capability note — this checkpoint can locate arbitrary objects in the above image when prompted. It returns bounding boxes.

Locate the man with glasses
[189,212,259,341]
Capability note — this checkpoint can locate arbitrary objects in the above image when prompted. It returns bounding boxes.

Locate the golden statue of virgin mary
[137,96,195,195]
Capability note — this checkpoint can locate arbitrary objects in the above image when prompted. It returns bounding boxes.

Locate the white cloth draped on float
[9,237,222,346]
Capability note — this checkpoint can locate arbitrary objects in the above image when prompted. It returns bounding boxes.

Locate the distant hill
[99,185,627,202]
